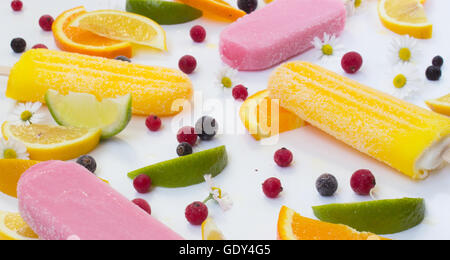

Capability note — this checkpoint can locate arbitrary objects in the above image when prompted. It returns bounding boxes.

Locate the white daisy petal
[386,64,422,100]
[388,35,420,65]
[0,138,29,160]
[311,32,344,62]
[203,174,233,211]
[215,66,238,89]
[9,102,45,125]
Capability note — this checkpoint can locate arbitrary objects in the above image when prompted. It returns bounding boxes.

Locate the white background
[0,0,449,240]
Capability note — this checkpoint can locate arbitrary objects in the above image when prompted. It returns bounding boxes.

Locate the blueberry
[76,155,97,173]
[316,174,338,197]
[432,56,444,68]
[238,0,258,14]
[195,116,218,141]
[11,38,26,53]
[426,66,442,81]
[115,56,131,62]
[177,142,193,157]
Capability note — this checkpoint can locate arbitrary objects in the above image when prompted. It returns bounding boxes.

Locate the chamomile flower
[389,35,420,65]
[345,0,365,16]
[0,138,29,159]
[311,33,344,62]
[387,64,422,100]
[203,174,233,211]
[215,66,238,88]
[9,102,45,126]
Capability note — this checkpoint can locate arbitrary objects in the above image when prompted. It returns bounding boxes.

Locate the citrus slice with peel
[312,198,425,235]
[70,10,167,51]
[0,159,39,198]
[45,90,132,140]
[239,90,305,140]
[277,206,388,240]
[2,122,101,161]
[0,211,39,240]
[425,94,450,116]
[52,6,132,59]
[128,146,228,188]
[202,218,225,240]
[378,0,432,39]
[177,0,246,22]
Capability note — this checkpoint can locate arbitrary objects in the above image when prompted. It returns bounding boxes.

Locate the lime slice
[126,0,203,25]
[312,198,425,235]
[128,146,228,188]
[46,90,132,140]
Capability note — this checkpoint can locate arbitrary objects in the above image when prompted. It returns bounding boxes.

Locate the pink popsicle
[17,161,183,240]
[219,0,347,71]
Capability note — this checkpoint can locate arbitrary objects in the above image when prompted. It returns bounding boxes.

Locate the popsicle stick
[0,66,11,76]
[443,147,450,164]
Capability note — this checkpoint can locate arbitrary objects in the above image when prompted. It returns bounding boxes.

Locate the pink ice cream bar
[17,161,183,240]
[219,0,347,71]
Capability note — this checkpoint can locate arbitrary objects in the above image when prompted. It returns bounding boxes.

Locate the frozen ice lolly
[268,62,450,180]
[5,49,193,116]
[17,161,183,240]
[219,0,346,71]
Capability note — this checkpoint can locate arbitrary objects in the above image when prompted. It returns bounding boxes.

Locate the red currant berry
[232,85,248,101]
[11,0,23,11]
[39,15,54,31]
[178,55,197,74]
[145,115,162,132]
[350,169,376,196]
[133,174,152,194]
[190,25,206,43]
[274,148,293,167]
[262,177,283,198]
[185,201,208,225]
[177,126,198,146]
[132,198,152,215]
[32,44,48,49]
[341,52,363,74]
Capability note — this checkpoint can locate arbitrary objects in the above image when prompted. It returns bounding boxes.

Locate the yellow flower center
[20,110,33,122]
[354,0,362,8]
[221,77,232,88]
[393,74,407,88]
[212,187,222,199]
[322,44,333,56]
[398,48,411,62]
[3,148,17,159]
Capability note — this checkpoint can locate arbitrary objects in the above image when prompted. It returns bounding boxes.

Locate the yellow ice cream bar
[6,49,193,116]
[268,61,450,180]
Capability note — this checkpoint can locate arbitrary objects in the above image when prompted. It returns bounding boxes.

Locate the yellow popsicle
[6,49,193,116]
[268,62,450,180]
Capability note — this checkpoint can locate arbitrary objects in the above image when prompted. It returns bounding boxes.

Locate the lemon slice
[426,94,450,116]
[202,218,225,240]
[0,211,39,240]
[378,0,432,39]
[70,10,167,50]
[2,122,101,161]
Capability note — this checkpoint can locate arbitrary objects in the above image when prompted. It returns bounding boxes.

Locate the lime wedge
[46,90,132,140]
[126,0,203,25]
[312,198,425,235]
[128,146,228,188]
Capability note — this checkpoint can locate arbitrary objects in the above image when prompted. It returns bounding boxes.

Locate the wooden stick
[444,147,450,164]
[0,66,11,76]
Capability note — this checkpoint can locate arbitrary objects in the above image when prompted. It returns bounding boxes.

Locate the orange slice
[0,159,39,198]
[239,90,305,140]
[177,0,246,22]
[52,6,132,59]
[277,206,389,240]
